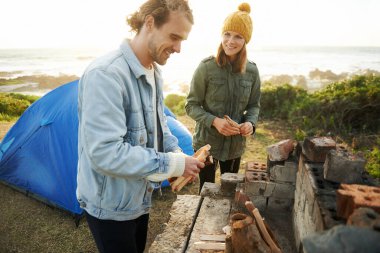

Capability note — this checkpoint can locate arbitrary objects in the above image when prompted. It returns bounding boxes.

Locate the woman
[185,3,261,192]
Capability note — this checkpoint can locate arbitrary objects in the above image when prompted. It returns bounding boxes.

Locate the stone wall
[149,137,380,253]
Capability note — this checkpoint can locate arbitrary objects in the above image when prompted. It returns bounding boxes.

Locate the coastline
[0,68,379,96]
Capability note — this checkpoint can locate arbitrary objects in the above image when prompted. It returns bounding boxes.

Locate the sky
[0,0,379,50]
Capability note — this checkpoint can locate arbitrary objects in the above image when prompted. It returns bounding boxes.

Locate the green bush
[260,83,308,119]
[164,94,186,116]
[365,147,380,178]
[290,74,380,135]
[0,93,39,121]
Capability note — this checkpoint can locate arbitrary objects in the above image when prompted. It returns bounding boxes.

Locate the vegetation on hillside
[0,74,78,89]
[1,74,379,178]
[164,94,186,116]
[165,75,380,178]
[0,93,40,121]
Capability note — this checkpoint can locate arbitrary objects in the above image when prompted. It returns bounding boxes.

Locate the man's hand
[182,156,204,181]
[212,117,241,136]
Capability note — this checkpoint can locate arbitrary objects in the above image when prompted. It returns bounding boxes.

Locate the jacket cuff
[146,152,185,182]
[206,115,216,128]
[167,152,186,177]
[249,121,256,135]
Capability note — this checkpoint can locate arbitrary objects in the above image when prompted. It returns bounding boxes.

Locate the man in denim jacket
[76,1,204,252]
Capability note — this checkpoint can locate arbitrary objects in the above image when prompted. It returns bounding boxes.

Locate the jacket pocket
[238,79,252,108]
[207,77,226,102]
[126,126,148,147]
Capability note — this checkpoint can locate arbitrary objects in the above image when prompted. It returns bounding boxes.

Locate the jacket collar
[120,39,162,80]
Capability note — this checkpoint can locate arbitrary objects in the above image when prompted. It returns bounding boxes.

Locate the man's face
[147,11,192,65]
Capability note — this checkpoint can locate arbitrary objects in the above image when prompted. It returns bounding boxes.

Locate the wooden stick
[174,176,192,192]
[194,242,225,251]
[224,115,240,128]
[170,144,211,192]
[245,201,282,253]
[199,234,226,242]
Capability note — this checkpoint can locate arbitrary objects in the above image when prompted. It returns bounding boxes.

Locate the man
[76,1,203,252]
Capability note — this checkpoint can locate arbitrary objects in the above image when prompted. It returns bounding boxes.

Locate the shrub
[164,94,186,116]
[290,74,380,135]
[260,84,307,119]
[0,93,39,121]
[365,147,380,178]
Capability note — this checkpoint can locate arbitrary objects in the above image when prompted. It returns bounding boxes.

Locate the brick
[245,170,269,182]
[269,164,297,183]
[272,182,295,199]
[220,173,245,197]
[245,180,276,197]
[323,149,366,184]
[267,155,285,170]
[302,136,336,162]
[336,184,380,219]
[267,139,295,161]
[347,207,380,230]
[245,161,267,172]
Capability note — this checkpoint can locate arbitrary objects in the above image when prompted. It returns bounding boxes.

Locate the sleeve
[185,61,216,128]
[146,152,186,182]
[244,66,261,126]
[80,69,172,179]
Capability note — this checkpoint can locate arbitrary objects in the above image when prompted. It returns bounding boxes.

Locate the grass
[0,117,293,253]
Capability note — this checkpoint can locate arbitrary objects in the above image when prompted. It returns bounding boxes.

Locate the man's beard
[148,40,170,66]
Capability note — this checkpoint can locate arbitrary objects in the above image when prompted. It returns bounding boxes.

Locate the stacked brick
[336,184,380,219]
[294,136,380,252]
[293,154,344,249]
[324,149,367,184]
[243,139,298,210]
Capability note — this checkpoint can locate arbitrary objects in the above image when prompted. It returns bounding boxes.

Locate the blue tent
[0,80,193,215]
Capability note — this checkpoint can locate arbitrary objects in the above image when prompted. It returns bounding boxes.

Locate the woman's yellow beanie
[222,3,253,43]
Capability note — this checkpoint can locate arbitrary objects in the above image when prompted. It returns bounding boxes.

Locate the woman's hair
[216,43,247,73]
[127,0,193,34]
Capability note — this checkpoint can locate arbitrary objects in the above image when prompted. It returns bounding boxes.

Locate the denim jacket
[186,56,261,161]
[76,40,183,221]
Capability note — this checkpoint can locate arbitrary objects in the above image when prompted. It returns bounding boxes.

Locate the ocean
[1,46,379,95]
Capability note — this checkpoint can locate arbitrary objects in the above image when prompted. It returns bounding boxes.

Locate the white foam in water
[1,46,379,96]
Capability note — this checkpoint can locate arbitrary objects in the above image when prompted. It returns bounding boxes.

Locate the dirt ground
[0,117,293,253]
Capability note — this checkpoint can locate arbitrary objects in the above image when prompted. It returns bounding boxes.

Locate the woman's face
[221,31,245,60]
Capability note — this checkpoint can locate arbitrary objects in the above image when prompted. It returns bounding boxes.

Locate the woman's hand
[212,117,241,136]
[240,122,255,137]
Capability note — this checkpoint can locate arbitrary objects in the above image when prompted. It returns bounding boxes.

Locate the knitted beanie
[222,3,253,43]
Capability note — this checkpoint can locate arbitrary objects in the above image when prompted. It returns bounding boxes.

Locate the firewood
[170,144,212,192]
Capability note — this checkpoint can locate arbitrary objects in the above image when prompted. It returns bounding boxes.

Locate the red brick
[267,139,295,161]
[347,207,380,230]
[336,184,380,219]
[246,161,267,171]
[245,171,269,182]
[302,136,336,162]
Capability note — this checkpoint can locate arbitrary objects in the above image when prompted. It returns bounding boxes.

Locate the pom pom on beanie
[222,2,253,43]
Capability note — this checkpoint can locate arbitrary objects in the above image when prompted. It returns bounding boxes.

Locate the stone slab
[149,195,201,253]
[186,197,231,253]
[323,149,366,184]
